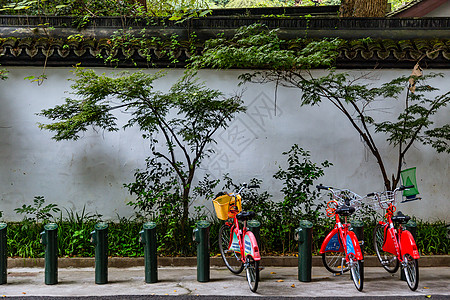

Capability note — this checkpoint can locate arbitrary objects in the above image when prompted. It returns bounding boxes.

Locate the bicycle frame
[378,205,420,260]
[225,215,261,262]
[320,213,363,262]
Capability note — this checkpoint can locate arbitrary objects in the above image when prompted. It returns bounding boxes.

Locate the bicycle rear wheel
[322,251,349,274]
[246,256,259,293]
[373,223,399,273]
[403,254,419,291]
[219,223,244,274]
[349,256,364,292]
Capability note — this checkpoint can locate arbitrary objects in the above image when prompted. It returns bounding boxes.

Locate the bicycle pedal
[381,260,391,266]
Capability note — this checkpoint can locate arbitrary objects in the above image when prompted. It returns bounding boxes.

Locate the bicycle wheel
[245,256,259,293]
[403,254,419,291]
[349,256,364,292]
[322,251,349,274]
[373,223,399,273]
[218,223,244,274]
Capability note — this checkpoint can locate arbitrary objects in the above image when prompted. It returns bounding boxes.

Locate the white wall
[0,67,449,222]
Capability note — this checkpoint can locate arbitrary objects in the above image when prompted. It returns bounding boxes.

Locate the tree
[38,68,246,232]
[190,24,450,191]
[340,0,388,17]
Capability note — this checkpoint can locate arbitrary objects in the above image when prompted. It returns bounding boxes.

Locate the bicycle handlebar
[316,184,332,191]
[235,183,260,195]
[399,184,415,191]
[316,184,362,208]
[368,184,415,210]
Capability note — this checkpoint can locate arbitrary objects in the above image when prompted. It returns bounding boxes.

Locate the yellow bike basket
[212,194,242,220]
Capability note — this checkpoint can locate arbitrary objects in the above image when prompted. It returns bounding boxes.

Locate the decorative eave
[388,0,448,17]
[0,16,449,69]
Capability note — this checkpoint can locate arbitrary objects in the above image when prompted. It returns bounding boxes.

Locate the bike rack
[193,220,210,283]
[40,223,58,285]
[0,223,6,285]
[139,222,158,283]
[295,220,313,282]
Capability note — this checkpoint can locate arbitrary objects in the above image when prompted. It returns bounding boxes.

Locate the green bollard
[247,220,261,249]
[0,223,7,285]
[401,219,417,281]
[91,222,108,284]
[405,220,418,240]
[295,220,313,282]
[40,223,58,285]
[350,220,365,254]
[193,220,210,282]
[139,222,158,283]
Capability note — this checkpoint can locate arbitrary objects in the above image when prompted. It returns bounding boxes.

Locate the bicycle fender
[320,228,343,254]
[400,230,420,259]
[244,231,261,261]
[346,231,363,260]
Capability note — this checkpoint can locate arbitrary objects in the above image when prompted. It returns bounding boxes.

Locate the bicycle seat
[236,211,255,221]
[335,205,355,217]
[391,211,411,224]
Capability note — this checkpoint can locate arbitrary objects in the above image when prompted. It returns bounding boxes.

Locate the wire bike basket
[212,194,242,220]
[371,191,396,210]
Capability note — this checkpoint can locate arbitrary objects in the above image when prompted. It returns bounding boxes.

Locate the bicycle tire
[218,223,244,274]
[246,256,259,293]
[373,223,399,273]
[350,256,364,292]
[403,253,419,291]
[322,251,349,274]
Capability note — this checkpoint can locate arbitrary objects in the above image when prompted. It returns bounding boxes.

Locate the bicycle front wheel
[349,256,364,292]
[373,223,399,273]
[246,256,259,293]
[322,251,349,274]
[219,223,244,274]
[403,254,419,291]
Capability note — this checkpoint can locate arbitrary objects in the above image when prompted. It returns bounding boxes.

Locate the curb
[7,255,450,268]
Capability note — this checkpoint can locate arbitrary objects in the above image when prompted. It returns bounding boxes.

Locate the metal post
[139,222,158,283]
[40,223,58,285]
[405,220,418,240]
[295,220,313,282]
[0,223,7,285]
[193,220,210,282]
[91,222,108,284]
[401,219,417,281]
[350,220,364,253]
[247,220,261,249]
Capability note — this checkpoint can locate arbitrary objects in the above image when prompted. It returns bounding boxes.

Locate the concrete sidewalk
[1,266,449,298]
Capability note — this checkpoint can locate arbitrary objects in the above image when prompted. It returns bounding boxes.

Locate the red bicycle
[317,184,364,291]
[369,185,420,291]
[213,183,261,292]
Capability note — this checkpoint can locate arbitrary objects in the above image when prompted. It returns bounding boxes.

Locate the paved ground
[1,266,449,298]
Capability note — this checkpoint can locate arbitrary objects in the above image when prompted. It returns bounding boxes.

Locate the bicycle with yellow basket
[212,183,261,292]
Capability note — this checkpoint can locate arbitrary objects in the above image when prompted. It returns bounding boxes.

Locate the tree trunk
[354,0,388,17]
[340,0,356,17]
[340,0,388,17]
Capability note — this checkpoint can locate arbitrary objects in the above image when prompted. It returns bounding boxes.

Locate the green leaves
[190,23,341,71]
[14,196,60,224]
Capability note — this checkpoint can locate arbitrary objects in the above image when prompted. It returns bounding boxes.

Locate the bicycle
[213,183,261,292]
[317,184,364,292]
[368,184,420,291]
